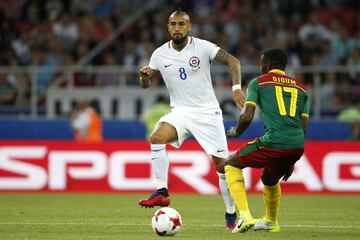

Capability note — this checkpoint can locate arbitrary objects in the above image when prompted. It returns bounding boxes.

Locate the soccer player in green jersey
[225,49,309,233]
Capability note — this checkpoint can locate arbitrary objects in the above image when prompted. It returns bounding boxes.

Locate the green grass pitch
[0,194,359,239]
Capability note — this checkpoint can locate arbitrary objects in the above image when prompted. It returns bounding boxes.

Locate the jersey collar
[269,69,285,75]
[168,37,193,51]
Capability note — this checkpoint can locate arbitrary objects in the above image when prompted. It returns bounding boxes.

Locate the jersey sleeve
[148,50,159,70]
[245,78,259,107]
[301,95,310,119]
[201,39,220,60]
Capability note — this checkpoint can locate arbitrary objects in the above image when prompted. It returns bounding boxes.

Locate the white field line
[0,222,358,229]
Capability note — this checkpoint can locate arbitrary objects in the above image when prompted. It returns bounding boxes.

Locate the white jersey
[149,37,220,111]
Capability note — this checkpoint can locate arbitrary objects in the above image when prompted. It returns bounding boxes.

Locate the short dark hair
[169,6,190,22]
[176,6,184,13]
[262,49,288,70]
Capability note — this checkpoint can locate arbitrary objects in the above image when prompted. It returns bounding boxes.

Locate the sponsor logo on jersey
[189,56,200,68]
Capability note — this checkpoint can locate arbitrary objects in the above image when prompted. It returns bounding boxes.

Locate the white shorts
[158,107,228,158]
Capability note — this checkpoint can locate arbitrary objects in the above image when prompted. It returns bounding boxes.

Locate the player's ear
[188,22,192,32]
[265,61,271,72]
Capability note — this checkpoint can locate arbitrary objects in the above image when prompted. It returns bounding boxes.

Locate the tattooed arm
[139,66,160,89]
[214,49,245,107]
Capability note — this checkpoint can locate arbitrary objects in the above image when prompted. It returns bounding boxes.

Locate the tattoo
[214,49,230,64]
[215,49,241,86]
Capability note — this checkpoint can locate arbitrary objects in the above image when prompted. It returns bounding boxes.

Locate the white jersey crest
[149,37,221,111]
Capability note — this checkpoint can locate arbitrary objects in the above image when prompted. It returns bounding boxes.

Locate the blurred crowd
[0,0,359,118]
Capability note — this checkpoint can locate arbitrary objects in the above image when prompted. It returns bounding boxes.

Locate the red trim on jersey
[168,41,171,48]
[259,81,306,93]
[258,72,307,92]
[189,37,193,44]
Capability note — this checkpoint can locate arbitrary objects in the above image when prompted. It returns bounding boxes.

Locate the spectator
[117,40,140,85]
[45,0,64,21]
[28,26,50,51]
[319,39,339,66]
[337,100,360,140]
[70,0,95,15]
[52,13,79,50]
[29,48,50,92]
[138,41,156,69]
[151,12,167,45]
[91,18,113,42]
[347,48,360,79]
[93,0,117,18]
[14,74,31,107]
[71,99,103,143]
[0,73,16,105]
[143,95,171,140]
[0,0,359,121]
[11,30,31,65]
[298,12,332,42]
[320,72,336,110]
[0,10,18,51]
[21,0,46,24]
[331,28,357,60]
[95,52,119,86]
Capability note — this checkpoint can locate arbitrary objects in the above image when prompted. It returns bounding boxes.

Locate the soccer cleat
[225,212,237,230]
[231,215,255,233]
[138,191,170,208]
[253,216,281,232]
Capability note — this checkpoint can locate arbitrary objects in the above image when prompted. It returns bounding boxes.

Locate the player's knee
[224,152,243,168]
[212,156,225,173]
[149,133,166,144]
[224,158,234,168]
[214,160,225,173]
[261,170,278,186]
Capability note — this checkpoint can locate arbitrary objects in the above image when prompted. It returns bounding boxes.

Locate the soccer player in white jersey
[138,8,245,229]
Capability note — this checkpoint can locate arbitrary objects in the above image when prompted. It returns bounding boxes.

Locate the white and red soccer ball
[151,207,182,236]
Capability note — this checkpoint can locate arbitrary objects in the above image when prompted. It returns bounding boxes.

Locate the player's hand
[139,66,152,88]
[233,89,245,108]
[227,127,240,138]
[282,165,294,182]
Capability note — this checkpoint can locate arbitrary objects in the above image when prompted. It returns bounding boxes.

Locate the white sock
[217,172,236,214]
[151,144,169,189]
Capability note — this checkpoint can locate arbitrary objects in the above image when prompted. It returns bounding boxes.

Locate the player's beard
[172,35,187,45]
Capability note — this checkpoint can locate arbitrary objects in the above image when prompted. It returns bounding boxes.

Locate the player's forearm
[228,58,241,87]
[214,49,241,86]
[235,106,255,136]
[235,116,251,136]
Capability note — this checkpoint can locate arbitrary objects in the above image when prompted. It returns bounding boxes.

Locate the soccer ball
[151,207,182,236]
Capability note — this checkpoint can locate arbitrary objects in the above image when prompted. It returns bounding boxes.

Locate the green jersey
[245,69,309,149]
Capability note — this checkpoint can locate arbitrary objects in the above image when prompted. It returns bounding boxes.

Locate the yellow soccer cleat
[231,214,255,233]
[253,216,281,233]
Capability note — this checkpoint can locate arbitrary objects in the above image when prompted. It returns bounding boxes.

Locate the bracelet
[232,84,241,92]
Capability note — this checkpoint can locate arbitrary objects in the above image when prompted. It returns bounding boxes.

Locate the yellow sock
[263,183,281,221]
[224,165,250,214]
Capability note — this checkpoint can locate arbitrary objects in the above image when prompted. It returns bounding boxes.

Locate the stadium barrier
[0,140,359,193]
[0,120,352,140]
[1,65,359,120]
